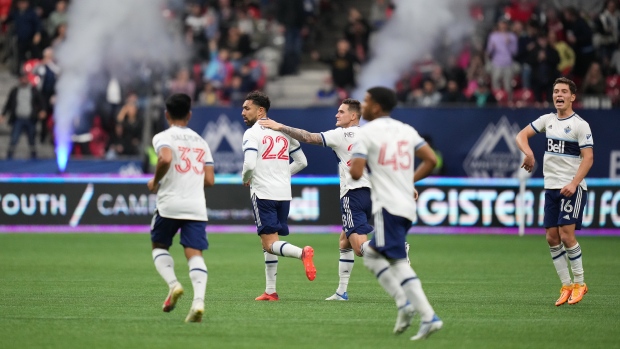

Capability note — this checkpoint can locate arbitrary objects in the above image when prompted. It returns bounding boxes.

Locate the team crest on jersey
[564,125,571,134]
[463,116,524,178]
[586,134,591,139]
[202,114,245,173]
[548,124,552,129]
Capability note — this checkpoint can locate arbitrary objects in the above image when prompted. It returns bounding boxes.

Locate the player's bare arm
[516,126,537,173]
[203,165,215,188]
[413,144,437,182]
[148,146,172,193]
[258,119,323,145]
[560,147,593,197]
[350,157,366,180]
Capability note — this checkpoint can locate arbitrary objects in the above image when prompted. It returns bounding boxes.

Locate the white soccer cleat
[162,283,184,312]
[325,292,348,301]
[393,303,416,334]
[185,302,204,323]
[410,314,443,340]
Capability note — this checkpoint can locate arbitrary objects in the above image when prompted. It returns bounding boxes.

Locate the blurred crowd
[316,0,620,109]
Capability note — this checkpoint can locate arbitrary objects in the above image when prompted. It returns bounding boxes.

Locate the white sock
[152,248,178,288]
[391,261,435,322]
[336,248,354,294]
[271,241,302,259]
[566,243,584,284]
[360,241,370,256]
[188,256,207,307]
[264,250,278,294]
[363,247,408,308]
[549,244,572,286]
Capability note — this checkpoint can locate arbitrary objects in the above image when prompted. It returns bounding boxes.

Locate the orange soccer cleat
[555,285,573,306]
[301,246,316,281]
[255,292,279,301]
[568,283,588,305]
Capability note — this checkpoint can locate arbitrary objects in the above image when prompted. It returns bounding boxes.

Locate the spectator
[611,44,620,73]
[1,72,46,159]
[369,0,389,29]
[203,41,233,88]
[51,22,66,48]
[486,18,518,96]
[219,26,252,58]
[169,67,196,100]
[344,8,371,62]
[45,0,66,39]
[2,0,42,75]
[276,0,306,75]
[197,82,219,106]
[312,39,359,92]
[110,93,143,157]
[543,7,566,42]
[465,54,488,97]
[581,61,607,95]
[563,7,596,79]
[185,2,210,61]
[410,79,442,107]
[469,79,497,107]
[549,30,575,76]
[314,76,339,106]
[527,34,560,104]
[34,46,59,142]
[595,0,620,60]
[504,0,536,23]
[513,19,538,89]
[441,79,467,105]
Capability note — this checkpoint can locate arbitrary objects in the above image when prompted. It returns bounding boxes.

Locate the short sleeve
[530,114,548,133]
[242,129,258,153]
[411,127,427,150]
[577,122,594,149]
[153,132,172,153]
[289,137,302,154]
[203,140,214,165]
[351,128,369,159]
[320,128,341,148]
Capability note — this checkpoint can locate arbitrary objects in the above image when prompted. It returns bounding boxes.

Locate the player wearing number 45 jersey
[241,91,315,301]
[148,94,214,323]
[351,87,442,341]
[517,77,594,306]
[258,99,410,302]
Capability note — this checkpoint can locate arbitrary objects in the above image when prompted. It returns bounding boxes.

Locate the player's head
[335,98,361,127]
[362,87,397,121]
[242,90,270,127]
[165,93,192,123]
[552,77,577,113]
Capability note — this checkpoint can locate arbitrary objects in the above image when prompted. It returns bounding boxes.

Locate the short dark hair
[342,98,361,117]
[553,77,577,95]
[165,93,192,120]
[367,87,397,113]
[245,90,270,112]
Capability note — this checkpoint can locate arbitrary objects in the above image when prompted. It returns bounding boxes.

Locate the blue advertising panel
[189,107,619,178]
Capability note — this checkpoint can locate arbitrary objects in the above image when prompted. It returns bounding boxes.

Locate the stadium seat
[493,89,509,106]
[513,88,534,108]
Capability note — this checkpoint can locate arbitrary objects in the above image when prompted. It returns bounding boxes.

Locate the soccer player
[241,91,315,301]
[258,99,409,302]
[516,77,593,306]
[147,93,214,323]
[350,87,442,340]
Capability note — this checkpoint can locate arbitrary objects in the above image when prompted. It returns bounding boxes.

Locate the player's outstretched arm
[289,148,308,175]
[413,144,437,182]
[516,126,536,173]
[203,165,215,188]
[258,119,323,145]
[148,147,172,193]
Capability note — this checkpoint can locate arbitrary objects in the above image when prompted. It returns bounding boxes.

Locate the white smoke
[54,0,186,170]
[353,0,476,99]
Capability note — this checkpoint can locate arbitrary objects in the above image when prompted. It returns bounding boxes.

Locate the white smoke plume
[54,0,186,170]
[353,0,477,99]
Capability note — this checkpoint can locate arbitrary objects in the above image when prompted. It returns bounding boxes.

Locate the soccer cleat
[393,303,416,334]
[301,246,316,281]
[405,242,411,265]
[185,304,204,323]
[325,292,348,301]
[410,314,443,341]
[568,283,588,305]
[555,285,573,306]
[255,292,279,301]
[162,283,184,312]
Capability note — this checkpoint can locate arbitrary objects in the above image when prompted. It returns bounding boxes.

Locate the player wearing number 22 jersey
[240,91,315,302]
[351,87,442,341]
[148,94,214,323]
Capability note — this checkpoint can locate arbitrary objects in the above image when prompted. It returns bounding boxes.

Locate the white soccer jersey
[352,117,427,222]
[242,122,302,200]
[530,112,593,190]
[320,126,372,198]
[152,126,214,221]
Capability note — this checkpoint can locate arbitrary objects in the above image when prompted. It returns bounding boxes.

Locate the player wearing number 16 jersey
[516,77,594,306]
[147,94,214,323]
[351,87,442,340]
[240,91,315,301]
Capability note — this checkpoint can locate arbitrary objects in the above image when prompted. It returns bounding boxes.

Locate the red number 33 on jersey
[175,146,206,174]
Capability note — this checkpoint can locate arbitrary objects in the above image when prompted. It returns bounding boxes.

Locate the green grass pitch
[1,233,619,349]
